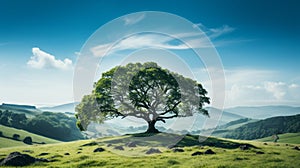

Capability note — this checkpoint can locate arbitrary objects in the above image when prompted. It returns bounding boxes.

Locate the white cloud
[264,81,286,99]
[289,83,299,89]
[123,13,145,25]
[225,82,299,107]
[27,47,73,70]
[194,68,300,107]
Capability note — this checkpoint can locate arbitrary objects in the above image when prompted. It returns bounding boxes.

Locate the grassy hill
[0,125,60,148]
[256,133,300,144]
[0,133,299,167]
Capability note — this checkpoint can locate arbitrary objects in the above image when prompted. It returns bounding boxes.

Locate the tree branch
[157,114,183,120]
[158,101,181,115]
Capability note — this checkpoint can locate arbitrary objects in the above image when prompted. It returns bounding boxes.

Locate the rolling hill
[0,125,60,148]
[224,114,300,140]
[0,108,84,141]
[204,118,259,138]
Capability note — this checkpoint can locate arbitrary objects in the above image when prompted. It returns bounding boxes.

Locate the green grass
[0,133,299,167]
[0,137,26,147]
[256,133,300,144]
[0,125,60,148]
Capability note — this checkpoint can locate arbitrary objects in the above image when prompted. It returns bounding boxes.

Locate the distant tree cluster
[225,114,300,140]
[0,110,27,129]
[0,110,83,141]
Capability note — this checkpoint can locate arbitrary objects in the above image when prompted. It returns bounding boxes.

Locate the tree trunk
[145,120,160,133]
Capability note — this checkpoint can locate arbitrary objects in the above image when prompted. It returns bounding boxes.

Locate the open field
[0,133,299,167]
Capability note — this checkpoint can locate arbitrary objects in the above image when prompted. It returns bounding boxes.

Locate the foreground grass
[0,125,60,148]
[0,134,299,168]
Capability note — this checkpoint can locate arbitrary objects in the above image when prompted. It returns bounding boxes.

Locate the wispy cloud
[27,47,73,70]
[193,23,235,38]
[209,25,235,38]
[91,34,181,57]
[123,13,145,25]
[91,23,237,57]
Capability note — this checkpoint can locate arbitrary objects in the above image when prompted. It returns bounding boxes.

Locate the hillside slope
[256,133,300,144]
[224,114,300,140]
[0,125,60,148]
[0,109,84,141]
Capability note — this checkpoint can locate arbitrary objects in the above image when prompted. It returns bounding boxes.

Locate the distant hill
[1,103,36,110]
[224,114,300,140]
[225,105,300,119]
[0,103,41,117]
[39,102,79,113]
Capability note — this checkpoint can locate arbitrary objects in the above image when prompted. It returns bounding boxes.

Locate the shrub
[23,136,32,145]
[12,134,20,140]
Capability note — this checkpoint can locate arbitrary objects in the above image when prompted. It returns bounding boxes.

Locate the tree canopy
[76,62,210,133]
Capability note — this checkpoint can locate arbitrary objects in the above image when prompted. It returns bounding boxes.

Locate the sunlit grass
[0,134,299,167]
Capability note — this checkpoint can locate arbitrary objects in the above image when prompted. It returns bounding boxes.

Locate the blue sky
[0,0,299,107]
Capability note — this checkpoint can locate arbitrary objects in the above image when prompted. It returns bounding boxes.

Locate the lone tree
[76,62,210,133]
